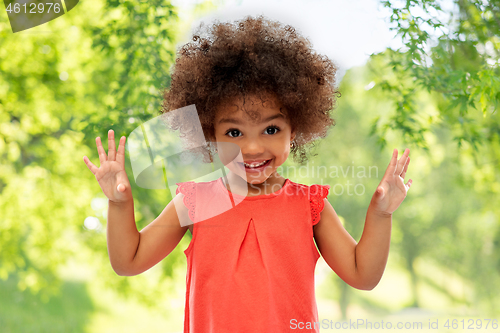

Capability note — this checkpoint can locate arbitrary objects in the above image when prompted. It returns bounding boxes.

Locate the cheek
[272,141,291,160]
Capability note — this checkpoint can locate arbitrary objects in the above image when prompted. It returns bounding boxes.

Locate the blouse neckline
[217,177,291,200]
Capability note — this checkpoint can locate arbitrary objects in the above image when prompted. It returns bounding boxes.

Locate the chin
[247,177,269,185]
[246,168,276,183]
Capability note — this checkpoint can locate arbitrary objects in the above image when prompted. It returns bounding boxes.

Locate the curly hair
[161,14,340,164]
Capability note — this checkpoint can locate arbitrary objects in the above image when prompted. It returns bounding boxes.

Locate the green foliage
[1,0,499,326]
[87,0,177,122]
[374,0,500,153]
[0,0,205,308]
[318,64,500,315]
[0,272,95,333]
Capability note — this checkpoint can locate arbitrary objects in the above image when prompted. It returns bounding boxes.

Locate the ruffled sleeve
[176,181,196,222]
[309,184,330,226]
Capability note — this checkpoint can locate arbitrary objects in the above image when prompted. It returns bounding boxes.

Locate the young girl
[83,15,412,333]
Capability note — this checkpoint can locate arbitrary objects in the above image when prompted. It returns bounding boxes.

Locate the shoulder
[175,179,220,195]
[175,181,196,196]
[285,180,331,226]
[174,179,221,224]
[286,180,330,199]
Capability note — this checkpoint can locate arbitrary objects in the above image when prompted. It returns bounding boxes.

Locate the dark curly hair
[161,14,340,164]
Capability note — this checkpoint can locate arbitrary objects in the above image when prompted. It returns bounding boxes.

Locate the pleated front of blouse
[176,178,330,333]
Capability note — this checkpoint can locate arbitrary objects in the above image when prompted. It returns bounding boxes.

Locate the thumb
[117,183,126,192]
[376,186,385,200]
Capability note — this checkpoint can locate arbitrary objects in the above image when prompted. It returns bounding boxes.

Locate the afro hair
[161,14,340,164]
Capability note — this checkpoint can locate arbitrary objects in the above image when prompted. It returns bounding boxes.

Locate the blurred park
[0,0,499,332]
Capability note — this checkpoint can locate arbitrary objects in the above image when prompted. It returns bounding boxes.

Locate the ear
[290,130,296,142]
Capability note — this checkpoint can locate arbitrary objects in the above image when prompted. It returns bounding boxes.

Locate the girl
[83,15,412,333]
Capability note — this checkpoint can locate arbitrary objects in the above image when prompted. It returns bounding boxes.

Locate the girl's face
[214,94,295,185]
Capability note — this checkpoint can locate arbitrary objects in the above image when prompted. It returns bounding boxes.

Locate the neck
[223,171,286,197]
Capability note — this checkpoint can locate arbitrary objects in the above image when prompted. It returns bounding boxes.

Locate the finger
[117,183,126,192]
[108,130,116,161]
[116,136,126,166]
[96,137,107,165]
[405,179,412,190]
[385,148,398,176]
[396,148,410,176]
[83,156,98,175]
[376,186,385,200]
[401,156,410,179]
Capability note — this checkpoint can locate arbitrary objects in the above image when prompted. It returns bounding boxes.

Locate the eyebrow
[218,113,285,125]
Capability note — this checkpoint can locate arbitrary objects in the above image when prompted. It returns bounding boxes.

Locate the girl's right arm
[84,130,189,276]
[107,193,189,276]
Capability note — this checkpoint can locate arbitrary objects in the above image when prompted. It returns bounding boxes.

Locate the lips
[237,159,272,171]
[243,159,271,168]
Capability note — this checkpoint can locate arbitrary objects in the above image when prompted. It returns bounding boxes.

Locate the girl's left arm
[313,149,412,290]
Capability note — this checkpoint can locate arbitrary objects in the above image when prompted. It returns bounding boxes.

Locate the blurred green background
[0,0,499,332]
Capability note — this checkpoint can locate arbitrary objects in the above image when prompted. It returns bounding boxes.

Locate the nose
[241,138,265,157]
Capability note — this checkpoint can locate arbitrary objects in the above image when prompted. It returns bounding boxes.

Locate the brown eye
[265,126,280,135]
[226,129,242,138]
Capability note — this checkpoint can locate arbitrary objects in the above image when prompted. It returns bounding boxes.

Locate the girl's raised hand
[83,130,132,203]
[370,148,412,217]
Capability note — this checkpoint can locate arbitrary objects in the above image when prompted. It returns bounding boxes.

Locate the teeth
[243,160,269,168]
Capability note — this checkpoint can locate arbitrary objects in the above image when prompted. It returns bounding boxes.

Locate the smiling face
[213,93,295,187]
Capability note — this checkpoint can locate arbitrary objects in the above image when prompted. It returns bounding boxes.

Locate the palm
[95,162,129,199]
[83,130,131,203]
[372,148,412,216]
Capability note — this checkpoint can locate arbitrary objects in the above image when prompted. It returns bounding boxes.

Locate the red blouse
[176,177,330,333]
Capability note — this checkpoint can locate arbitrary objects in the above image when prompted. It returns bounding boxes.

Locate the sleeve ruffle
[176,182,196,222]
[309,184,330,226]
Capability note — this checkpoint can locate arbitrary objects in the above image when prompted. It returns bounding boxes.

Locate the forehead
[215,94,286,124]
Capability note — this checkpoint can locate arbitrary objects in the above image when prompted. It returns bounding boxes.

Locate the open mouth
[238,159,272,171]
